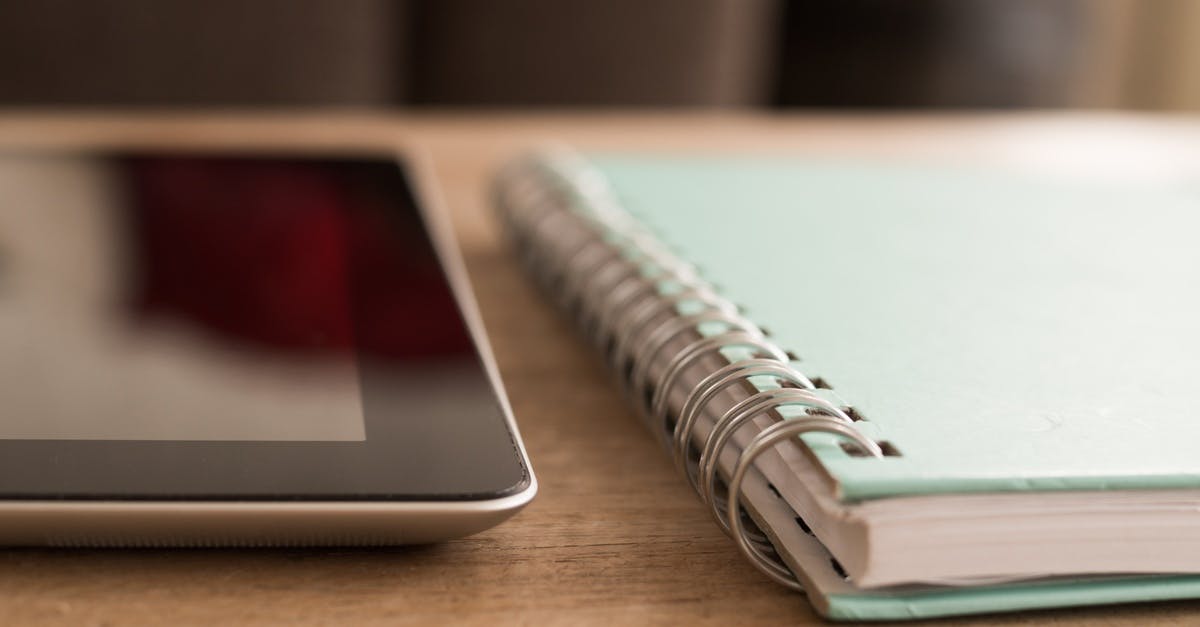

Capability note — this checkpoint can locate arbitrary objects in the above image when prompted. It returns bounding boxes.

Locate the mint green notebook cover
[591,155,1200,502]
[581,154,1200,618]
[822,575,1200,621]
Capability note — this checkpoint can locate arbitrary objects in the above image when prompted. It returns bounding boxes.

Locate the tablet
[0,150,535,545]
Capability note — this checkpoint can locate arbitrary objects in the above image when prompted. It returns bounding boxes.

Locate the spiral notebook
[492,149,1200,621]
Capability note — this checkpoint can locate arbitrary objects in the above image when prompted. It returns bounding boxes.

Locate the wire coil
[493,150,889,591]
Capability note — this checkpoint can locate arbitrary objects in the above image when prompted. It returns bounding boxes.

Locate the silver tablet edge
[0,146,538,546]
[0,487,537,546]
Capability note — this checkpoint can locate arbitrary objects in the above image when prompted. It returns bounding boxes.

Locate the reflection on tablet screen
[0,154,470,441]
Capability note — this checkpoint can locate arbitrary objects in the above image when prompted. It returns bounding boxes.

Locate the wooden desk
[0,113,1198,625]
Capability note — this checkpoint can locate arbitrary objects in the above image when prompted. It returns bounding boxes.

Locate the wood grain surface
[0,112,1198,625]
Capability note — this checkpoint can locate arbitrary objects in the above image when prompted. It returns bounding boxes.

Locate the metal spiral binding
[673,359,812,489]
[648,331,787,431]
[729,417,883,590]
[699,388,877,534]
[609,287,732,378]
[494,149,889,592]
[628,310,754,411]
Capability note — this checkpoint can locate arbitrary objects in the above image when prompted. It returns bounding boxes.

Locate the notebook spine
[493,149,884,590]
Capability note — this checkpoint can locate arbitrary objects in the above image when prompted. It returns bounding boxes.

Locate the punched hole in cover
[830,558,850,580]
[795,515,813,535]
[804,406,864,421]
[784,350,800,362]
[810,377,833,390]
[878,441,902,457]
[767,482,783,499]
[839,440,902,457]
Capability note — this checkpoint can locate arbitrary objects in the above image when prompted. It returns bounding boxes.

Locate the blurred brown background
[0,0,1197,110]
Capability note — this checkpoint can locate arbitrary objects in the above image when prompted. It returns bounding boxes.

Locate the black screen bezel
[0,151,530,502]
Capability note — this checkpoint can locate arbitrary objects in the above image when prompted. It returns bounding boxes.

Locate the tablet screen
[0,154,470,441]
